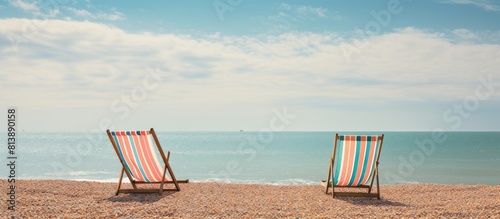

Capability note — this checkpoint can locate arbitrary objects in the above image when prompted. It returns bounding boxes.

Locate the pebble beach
[2,180,499,218]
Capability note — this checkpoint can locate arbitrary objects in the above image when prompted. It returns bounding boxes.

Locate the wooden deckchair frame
[107,128,189,195]
[320,133,384,199]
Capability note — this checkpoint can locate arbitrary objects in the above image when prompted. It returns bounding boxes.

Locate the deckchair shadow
[107,128,188,195]
[105,191,176,203]
[320,134,384,199]
[102,191,175,203]
[335,197,407,206]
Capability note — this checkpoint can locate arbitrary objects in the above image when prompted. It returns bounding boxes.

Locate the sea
[2,131,499,185]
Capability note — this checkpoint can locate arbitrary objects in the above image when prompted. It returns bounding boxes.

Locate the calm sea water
[2,132,499,185]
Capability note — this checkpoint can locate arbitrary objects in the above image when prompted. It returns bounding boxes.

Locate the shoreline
[2,180,499,218]
[10,178,500,186]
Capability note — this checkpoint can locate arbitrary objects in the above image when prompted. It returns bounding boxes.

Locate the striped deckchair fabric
[107,128,188,195]
[321,134,384,199]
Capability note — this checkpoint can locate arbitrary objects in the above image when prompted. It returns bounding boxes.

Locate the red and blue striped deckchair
[320,134,384,199]
[107,128,188,195]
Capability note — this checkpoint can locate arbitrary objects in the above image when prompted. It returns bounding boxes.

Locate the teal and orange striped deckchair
[106,128,188,195]
[320,134,384,199]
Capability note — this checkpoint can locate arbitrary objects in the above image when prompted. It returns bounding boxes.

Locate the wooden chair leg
[331,166,336,198]
[159,165,168,195]
[166,163,180,191]
[376,169,381,199]
[325,158,332,194]
[116,167,125,195]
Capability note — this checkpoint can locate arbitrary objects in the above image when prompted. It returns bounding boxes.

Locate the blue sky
[0,0,499,131]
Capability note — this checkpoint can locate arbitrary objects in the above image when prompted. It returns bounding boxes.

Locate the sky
[0,0,499,132]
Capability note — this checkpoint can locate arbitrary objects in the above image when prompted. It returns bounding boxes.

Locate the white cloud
[96,10,125,21]
[62,6,125,21]
[253,12,296,32]
[7,1,124,21]
[8,0,60,17]
[296,5,328,18]
[279,3,292,10]
[252,3,342,34]
[0,19,499,131]
[9,0,38,13]
[63,7,93,17]
[279,3,341,19]
[441,0,500,11]
[254,4,341,33]
[452,28,479,41]
[9,0,60,18]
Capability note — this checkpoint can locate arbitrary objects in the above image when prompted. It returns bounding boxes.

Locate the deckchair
[106,128,188,195]
[320,134,384,199]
